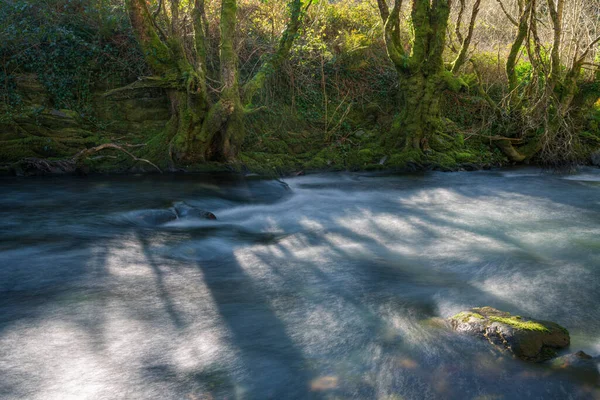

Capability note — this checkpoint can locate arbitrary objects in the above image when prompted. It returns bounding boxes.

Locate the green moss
[240,152,301,176]
[488,316,551,333]
[451,311,484,323]
[260,139,290,154]
[346,148,375,169]
[303,157,329,171]
[313,147,344,169]
[454,151,477,163]
[387,150,422,169]
[428,152,457,169]
[429,133,458,152]
[440,71,468,93]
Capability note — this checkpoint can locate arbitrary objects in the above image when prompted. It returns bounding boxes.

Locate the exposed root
[102,77,179,98]
[73,143,163,173]
[11,143,162,176]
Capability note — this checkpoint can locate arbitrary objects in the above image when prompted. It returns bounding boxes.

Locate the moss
[387,150,422,169]
[428,152,457,169]
[440,70,468,93]
[313,147,345,169]
[429,133,459,152]
[488,316,551,333]
[240,152,301,176]
[303,157,329,171]
[451,311,485,323]
[260,139,290,154]
[454,151,477,163]
[346,148,375,170]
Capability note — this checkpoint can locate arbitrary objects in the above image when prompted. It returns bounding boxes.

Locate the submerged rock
[448,307,570,362]
[173,201,217,220]
[548,351,599,381]
[134,209,178,226]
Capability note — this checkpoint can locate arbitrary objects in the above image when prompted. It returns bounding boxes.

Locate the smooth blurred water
[0,168,599,400]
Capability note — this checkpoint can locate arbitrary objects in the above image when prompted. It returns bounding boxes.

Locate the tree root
[102,77,180,98]
[11,143,162,176]
[73,143,163,173]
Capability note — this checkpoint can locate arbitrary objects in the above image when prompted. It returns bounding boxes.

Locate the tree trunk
[378,0,452,154]
[125,0,307,165]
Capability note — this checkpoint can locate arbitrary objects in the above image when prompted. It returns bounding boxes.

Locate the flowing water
[0,168,599,400]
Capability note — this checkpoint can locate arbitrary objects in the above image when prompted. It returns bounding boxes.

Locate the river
[0,168,599,399]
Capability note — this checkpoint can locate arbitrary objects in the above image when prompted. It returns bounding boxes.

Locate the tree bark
[378,0,454,152]
[125,0,308,164]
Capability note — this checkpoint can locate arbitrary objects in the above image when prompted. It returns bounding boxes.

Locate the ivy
[0,0,146,112]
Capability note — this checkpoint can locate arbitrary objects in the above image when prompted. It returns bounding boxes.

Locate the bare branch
[74,144,163,173]
[495,0,519,26]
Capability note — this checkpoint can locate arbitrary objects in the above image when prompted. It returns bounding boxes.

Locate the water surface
[1,168,599,399]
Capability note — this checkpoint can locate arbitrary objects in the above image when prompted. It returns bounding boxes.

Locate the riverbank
[2,72,599,177]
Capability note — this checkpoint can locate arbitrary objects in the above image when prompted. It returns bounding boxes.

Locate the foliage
[1,0,599,171]
[0,0,145,111]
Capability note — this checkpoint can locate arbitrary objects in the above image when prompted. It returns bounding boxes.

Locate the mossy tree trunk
[377,0,478,153]
[125,0,308,164]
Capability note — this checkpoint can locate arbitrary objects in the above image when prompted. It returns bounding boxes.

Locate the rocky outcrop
[1,74,170,164]
[448,307,570,362]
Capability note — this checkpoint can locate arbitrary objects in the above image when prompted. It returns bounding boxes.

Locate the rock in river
[173,201,217,220]
[548,351,600,382]
[133,209,178,226]
[448,307,570,362]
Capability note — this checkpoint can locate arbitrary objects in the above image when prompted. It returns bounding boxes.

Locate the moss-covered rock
[427,152,458,170]
[240,152,301,176]
[346,148,375,170]
[448,307,570,362]
[454,151,477,163]
[387,150,423,169]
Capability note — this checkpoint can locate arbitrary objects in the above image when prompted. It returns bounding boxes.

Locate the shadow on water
[136,226,313,399]
[0,170,599,399]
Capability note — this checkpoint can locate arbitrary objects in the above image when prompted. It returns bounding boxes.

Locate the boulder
[448,307,570,362]
[173,202,217,220]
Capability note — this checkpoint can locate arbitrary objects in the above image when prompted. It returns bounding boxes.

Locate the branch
[244,106,268,115]
[547,0,564,84]
[495,0,518,27]
[452,0,481,73]
[73,144,163,173]
[455,0,465,44]
[377,0,390,22]
[102,76,180,98]
[382,0,405,69]
[242,0,312,105]
[126,0,173,76]
[506,0,532,91]
[469,59,501,113]
[152,0,163,19]
[573,34,600,67]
